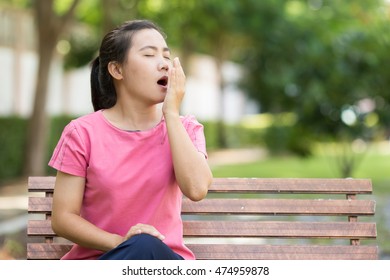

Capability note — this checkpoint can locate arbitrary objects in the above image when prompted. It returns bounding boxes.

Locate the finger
[174,57,185,77]
[125,224,165,241]
[148,230,165,241]
[124,229,140,240]
[173,57,185,87]
[169,67,176,90]
[141,225,165,240]
[125,223,143,239]
[173,57,180,68]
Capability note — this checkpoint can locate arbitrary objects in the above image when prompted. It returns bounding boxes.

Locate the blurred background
[0,0,389,259]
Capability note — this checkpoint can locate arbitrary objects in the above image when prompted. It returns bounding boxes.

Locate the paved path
[0,178,28,234]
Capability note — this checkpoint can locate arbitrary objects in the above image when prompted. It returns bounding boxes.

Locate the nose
[158,60,169,71]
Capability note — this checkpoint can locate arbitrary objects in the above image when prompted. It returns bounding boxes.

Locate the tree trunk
[102,0,117,33]
[23,0,79,176]
[24,42,56,175]
[215,57,228,149]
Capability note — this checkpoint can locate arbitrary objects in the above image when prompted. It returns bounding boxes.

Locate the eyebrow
[139,46,170,52]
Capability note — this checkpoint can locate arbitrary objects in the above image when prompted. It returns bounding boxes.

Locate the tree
[24,0,80,175]
[63,0,142,70]
[240,0,390,176]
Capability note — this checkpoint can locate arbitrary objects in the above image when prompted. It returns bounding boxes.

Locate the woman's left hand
[162,57,186,117]
[124,223,165,241]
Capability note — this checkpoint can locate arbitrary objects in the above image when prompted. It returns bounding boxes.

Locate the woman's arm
[163,58,213,201]
[164,115,213,201]
[51,171,123,252]
[52,171,165,251]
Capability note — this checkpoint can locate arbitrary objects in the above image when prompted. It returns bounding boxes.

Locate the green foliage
[62,0,138,70]
[202,120,265,151]
[224,124,264,149]
[201,121,219,151]
[240,0,390,144]
[264,125,294,155]
[63,30,99,70]
[262,125,312,157]
[0,0,30,8]
[140,0,390,153]
[0,116,75,181]
[0,117,27,181]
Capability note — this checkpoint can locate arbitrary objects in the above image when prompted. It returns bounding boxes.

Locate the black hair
[90,20,166,111]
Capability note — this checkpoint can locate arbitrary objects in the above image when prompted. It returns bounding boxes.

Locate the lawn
[211,143,390,194]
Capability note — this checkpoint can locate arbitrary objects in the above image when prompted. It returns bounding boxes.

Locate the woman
[49,19,213,260]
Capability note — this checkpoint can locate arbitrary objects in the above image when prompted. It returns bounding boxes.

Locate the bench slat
[28,220,55,236]
[182,198,375,215]
[28,176,56,192]
[209,178,372,194]
[28,197,53,213]
[183,221,377,238]
[26,243,378,260]
[30,197,376,216]
[186,244,379,260]
[28,177,373,194]
[29,220,376,239]
[27,244,73,260]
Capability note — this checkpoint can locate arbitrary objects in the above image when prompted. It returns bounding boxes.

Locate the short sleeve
[48,121,88,177]
[182,115,208,158]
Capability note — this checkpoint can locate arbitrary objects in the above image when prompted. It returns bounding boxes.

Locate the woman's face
[117,28,172,105]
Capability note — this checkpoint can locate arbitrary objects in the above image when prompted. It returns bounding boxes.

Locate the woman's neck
[103,102,163,131]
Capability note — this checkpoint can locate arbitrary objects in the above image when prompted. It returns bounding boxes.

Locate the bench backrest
[27,176,378,260]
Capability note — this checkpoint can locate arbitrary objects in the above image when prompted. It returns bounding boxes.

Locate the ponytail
[90,57,101,111]
[90,56,116,111]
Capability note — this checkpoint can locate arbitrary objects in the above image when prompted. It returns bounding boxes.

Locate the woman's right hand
[124,223,165,241]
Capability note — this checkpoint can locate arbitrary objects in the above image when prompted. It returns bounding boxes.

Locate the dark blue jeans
[98,233,184,260]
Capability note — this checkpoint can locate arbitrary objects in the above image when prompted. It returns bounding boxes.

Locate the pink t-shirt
[48,110,207,260]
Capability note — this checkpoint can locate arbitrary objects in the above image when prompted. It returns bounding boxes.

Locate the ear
[108,61,123,80]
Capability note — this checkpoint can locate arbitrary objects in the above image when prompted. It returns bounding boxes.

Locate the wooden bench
[27,176,378,260]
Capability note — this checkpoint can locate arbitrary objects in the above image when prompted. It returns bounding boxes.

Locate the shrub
[0,117,27,181]
[0,115,76,181]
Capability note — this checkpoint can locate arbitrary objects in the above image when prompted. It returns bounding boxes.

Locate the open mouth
[157,76,168,87]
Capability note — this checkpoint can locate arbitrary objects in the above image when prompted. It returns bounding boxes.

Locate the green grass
[211,146,390,194]
[212,156,335,178]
